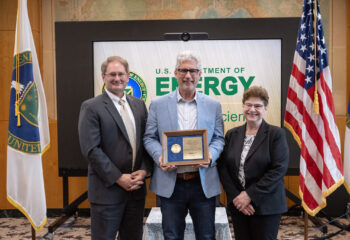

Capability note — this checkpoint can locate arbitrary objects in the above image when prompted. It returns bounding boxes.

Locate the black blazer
[78,91,152,204]
[218,120,289,215]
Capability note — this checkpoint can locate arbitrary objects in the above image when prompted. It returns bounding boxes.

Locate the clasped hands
[158,153,212,171]
[233,191,255,216]
[116,170,147,191]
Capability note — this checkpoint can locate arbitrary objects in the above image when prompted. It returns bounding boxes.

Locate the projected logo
[126,71,148,102]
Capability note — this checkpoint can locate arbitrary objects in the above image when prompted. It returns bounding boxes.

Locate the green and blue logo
[125,71,148,102]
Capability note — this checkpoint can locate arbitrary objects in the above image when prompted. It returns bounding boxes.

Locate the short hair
[242,86,269,106]
[175,50,202,70]
[101,56,129,74]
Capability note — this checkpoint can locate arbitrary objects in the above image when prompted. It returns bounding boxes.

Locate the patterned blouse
[238,135,255,188]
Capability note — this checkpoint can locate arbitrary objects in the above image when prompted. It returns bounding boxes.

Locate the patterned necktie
[118,99,136,170]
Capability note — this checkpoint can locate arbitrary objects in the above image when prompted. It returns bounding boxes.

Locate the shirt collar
[176,88,197,103]
[105,89,127,103]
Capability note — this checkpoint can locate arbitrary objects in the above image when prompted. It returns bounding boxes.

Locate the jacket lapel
[245,120,268,161]
[196,93,204,129]
[102,92,130,144]
[235,125,246,170]
[167,91,178,130]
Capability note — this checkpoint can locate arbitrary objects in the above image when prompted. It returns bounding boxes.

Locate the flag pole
[313,0,319,114]
[304,212,309,240]
[304,2,318,238]
[304,3,318,239]
[31,226,36,240]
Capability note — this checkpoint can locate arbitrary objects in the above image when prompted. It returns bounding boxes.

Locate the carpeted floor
[1,214,349,239]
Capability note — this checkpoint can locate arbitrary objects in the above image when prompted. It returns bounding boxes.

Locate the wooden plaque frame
[162,129,209,166]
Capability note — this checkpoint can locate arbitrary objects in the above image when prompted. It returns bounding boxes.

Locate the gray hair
[175,50,202,70]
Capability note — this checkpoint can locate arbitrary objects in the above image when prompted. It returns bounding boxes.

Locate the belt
[177,172,200,180]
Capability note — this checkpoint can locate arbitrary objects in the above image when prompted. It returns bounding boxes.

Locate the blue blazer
[143,90,225,198]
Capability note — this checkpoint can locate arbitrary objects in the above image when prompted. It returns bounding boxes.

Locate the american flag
[284,0,343,216]
[344,97,350,193]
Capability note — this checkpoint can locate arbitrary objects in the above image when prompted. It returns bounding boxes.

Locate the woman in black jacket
[218,86,289,240]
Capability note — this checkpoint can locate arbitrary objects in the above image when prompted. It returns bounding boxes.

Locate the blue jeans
[159,177,216,240]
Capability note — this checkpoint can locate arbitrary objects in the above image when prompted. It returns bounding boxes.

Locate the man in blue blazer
[144,50,225,239]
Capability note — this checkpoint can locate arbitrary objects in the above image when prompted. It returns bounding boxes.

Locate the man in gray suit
[78,56,152,240]
[144,50,225,239]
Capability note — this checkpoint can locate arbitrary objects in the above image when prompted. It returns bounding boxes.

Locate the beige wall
[0,0,348,210]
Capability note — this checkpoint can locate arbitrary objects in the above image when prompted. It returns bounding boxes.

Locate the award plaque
[162,129,209,166]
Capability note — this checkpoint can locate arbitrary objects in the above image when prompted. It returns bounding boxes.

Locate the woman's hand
[233,191,252,212]
[240,204,255,216]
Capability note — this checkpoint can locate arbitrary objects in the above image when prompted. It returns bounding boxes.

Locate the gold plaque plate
[183,137,203,160]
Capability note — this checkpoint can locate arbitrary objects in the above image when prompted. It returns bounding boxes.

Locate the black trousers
[90,198,145,240]
[229,207,282,240]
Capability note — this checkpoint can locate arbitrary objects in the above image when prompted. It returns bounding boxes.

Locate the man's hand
[233,191,252,212]
[194,152,212,168]
[193,163,209,168]
[116,171,147,191]
[158,156,177,172]
[131,170,146,185]
[116,174,135,191]
[131,169,147,180]
[128,170,147,191]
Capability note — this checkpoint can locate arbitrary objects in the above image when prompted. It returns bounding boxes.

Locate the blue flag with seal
[7,0,50,231]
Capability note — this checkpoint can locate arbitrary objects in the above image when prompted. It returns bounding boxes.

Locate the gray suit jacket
[78,91,152,204]
[143,90,225,198]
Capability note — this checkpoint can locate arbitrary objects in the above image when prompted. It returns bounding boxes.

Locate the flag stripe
[299,170,320,209]
[287,79,325,164]
[309,80,343,180]
[286,90,323,189]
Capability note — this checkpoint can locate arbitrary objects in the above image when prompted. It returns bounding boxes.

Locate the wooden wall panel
[0,31,13,121]
[145,179,156,208]
[42,121,62,208]
[285,176,300,207]
[331,0,348,115]
[0,120,11,209]
[0,0,42,120]
[0,0,17,30]
[41,0,56,120]
[336,117,347,158]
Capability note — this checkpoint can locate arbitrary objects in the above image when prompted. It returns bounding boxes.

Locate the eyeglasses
[104,72,127,78]
[243,103,264,110]
[176,68,200,76]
